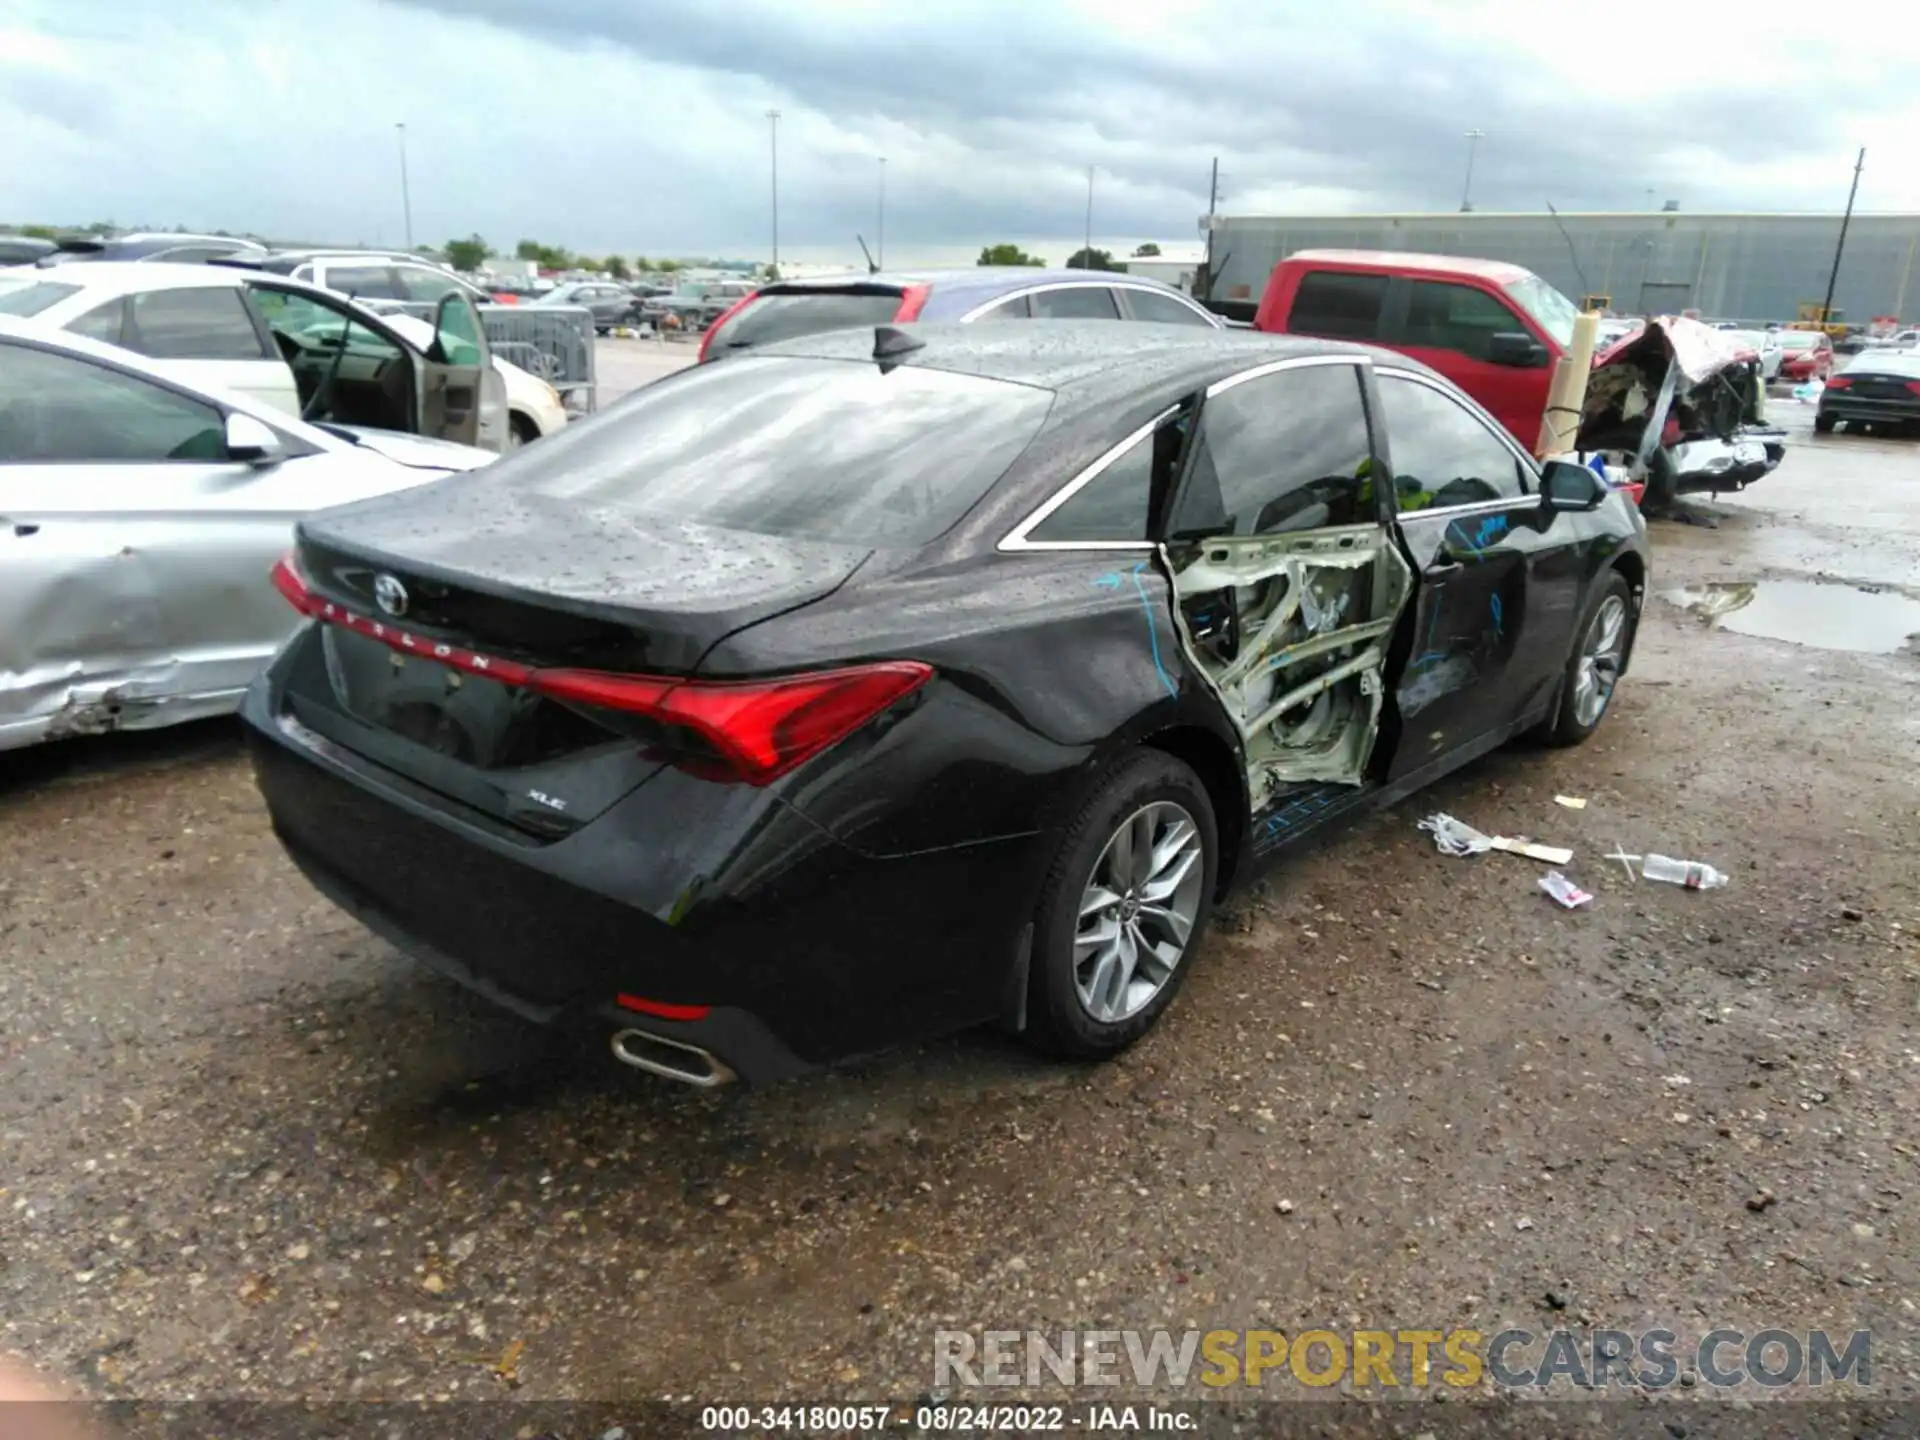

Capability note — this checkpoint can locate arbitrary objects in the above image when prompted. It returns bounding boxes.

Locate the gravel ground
[0,402,1915,1421]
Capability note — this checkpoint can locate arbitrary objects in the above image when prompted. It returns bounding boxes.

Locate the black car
[243,324,1647,1086]
[1815,351,1920,434]
[0,233,56,265]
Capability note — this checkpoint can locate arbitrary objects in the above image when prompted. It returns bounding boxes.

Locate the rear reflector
[893,284,932,322]
[1907,380,1920,396]
[698,292,759,361]
[616,993,711,1021]
[270,552,932,784]
[1825,376,1853,389]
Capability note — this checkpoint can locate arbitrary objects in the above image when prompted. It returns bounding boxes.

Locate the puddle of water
[1662,580,1920,653]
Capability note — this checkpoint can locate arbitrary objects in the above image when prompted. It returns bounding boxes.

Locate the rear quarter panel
[704,551,1241,858]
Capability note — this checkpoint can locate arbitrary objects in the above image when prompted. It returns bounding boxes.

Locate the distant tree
[1065,247,1118,271]
[604,255,630,280]
[632,255,652,271]
[655,258,682,273]
[978,243,1044,267]
[19,223,58,239]
[576,255,604,273]
[444,234,492,272]
[514,238,543,261]
[514,238,573,269]
[1132,242,1161,257]
[763,263,781,281]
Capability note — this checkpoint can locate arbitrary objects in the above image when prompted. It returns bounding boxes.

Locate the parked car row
[0,263,566,448]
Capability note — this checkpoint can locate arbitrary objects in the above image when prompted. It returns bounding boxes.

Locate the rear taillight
[698,293,758,361]
[1906,380,1920,396]
[271,552,317,614]
[893,284,932,322]
[269,553,931,784]
[1825,376,1853,389]
[548,662,932,785]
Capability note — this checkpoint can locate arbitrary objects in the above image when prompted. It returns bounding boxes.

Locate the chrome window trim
[1372,365,1541,515]
[998,354,1369,552]
[997,404,1177,552]
[957,281,1119,323]
[961,280,1220,327]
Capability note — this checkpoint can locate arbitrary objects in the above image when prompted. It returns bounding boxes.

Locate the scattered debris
[1640,854,1730,890]
[1275,1199,1295,1215]
[1418,813,1573,865]
[1543,1289,1569,1310]
[1841,906,1865,922]
[1554,795,1589,810]
[1747,1191,1777,1213]
[1538,871,1593,910]
[1606,845,1642,881]
[1514,1217,1534,1232]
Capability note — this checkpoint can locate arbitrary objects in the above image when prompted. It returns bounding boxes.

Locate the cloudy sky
[5,0,1918,268]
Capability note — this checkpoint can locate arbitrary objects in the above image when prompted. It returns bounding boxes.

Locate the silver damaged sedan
[0,317,495,752]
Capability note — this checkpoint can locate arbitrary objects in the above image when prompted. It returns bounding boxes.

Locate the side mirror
[1540,458,1607,514]
[225,412,284,467]
[1486,331,1549,367]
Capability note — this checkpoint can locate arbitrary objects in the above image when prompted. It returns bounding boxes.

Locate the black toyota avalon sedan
[244,323,1648,1086]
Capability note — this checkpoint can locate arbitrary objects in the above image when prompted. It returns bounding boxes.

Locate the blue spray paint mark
[1489,592,1504,639]
[1445,512,1511,554]
[1090,573,1124,591]
[1129,561,1178,699]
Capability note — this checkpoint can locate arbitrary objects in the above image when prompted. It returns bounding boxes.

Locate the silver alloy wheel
[1074,801,1205,1023]
[1572,593,1628,727]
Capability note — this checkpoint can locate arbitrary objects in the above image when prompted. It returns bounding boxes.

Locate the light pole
[766,109,781,276]
[1083,164,1094,267]
[877,156,886,269]
[1459,129,1484,213]
[395,122,413,249]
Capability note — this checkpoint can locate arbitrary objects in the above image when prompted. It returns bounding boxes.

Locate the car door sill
[1242,693,1555,870]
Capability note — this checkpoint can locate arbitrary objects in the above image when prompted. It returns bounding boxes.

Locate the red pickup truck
[1253,249,1582,449]
[1252,249,1782,507]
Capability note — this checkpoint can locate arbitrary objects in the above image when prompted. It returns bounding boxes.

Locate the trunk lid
[282,490,872,838]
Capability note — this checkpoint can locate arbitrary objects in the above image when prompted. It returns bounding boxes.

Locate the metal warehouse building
[1208,212,1920,325]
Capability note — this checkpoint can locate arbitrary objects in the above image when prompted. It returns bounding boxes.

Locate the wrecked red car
[1254,250,1782,509]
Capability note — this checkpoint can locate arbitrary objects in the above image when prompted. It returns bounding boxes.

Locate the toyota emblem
[373,573,410,617]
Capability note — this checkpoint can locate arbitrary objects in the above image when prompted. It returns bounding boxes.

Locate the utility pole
[1083,165,1095,267]
[1821,147,1867,326]
[877,156,886,270]
[1202,156,1219,299]
[1460,129,1485,212]
[766,109,781,276]
[395,123,413,250]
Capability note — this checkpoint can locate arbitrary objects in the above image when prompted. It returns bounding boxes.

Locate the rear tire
[1536,570,1634,747]
[1025,752,1218,1059]
[1814,412,1836,434]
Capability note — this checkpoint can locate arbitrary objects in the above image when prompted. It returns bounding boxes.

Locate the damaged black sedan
[242,324,1648,1085]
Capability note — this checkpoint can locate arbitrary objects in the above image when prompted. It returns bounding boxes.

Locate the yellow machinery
[1791,302,1849,340]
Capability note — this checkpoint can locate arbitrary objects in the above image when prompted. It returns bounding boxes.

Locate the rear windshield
[506,356,1053,546]
[0,280,81,316]
[712,290,905,352]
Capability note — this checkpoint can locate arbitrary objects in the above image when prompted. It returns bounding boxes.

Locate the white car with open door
[0,263,565,450]
[0,318,494,752]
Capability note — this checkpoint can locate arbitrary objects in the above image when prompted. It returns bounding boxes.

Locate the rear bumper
[240,665,1049,1083]
[1817,395,1920,424]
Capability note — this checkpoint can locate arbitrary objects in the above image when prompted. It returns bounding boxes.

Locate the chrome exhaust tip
[610,1028,736,1088]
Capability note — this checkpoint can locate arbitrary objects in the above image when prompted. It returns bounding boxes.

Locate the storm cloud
[5,0,1916,265]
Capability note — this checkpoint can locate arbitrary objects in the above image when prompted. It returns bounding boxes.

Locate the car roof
[763,267,1191,299]
[9,261,254,299]
[752,321,1374,409]
[1284,248,1535,284]
[1843,350,1920,375]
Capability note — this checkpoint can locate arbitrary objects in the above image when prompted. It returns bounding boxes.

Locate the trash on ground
[1538,871,1594,909]
[1417,813,1572,865]
[1554,795,1588,810]
[1792,379,1825,403]
[1605,845,1642,880]
[1639,854,1730,889]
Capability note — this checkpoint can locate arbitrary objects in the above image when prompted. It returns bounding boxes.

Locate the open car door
[420,292,505,450]
[1159,356,1412,817]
